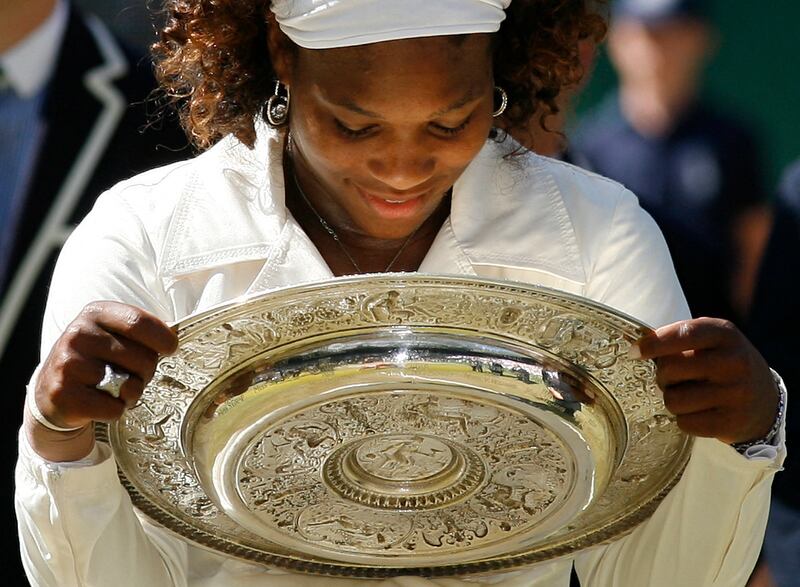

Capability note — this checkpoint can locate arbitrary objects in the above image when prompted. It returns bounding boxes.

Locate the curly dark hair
[153,0,607,150]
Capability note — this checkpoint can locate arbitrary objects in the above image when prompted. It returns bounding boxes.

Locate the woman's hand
[633,317,780,445]
[26,302,178,461]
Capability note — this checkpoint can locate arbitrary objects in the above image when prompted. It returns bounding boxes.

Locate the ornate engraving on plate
[297,504,415,549]
[236,392,571,556]
[355,435,454,480]
[324,433,485,509]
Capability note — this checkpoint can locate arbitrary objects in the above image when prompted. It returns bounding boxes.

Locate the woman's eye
[334,119,375,138]
[432,116,472,136]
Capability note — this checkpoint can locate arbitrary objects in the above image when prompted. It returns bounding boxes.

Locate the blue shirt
[0,85,46,285]
[778,158,800,212]
[573,94,767,320]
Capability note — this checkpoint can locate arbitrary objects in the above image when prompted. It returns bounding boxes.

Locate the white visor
[271,0,512,49]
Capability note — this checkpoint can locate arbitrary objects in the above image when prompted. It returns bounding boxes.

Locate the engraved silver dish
[102,274,692,577]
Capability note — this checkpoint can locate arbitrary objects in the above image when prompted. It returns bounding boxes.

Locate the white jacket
[15,127,784,587]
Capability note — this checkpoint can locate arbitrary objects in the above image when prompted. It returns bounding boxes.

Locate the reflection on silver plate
[101,274,692,577]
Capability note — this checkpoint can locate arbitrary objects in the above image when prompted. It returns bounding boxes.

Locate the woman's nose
[366,143,436,192]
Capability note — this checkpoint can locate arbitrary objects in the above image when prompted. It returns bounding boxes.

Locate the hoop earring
[266,80,290,127]
[492,86,508,118]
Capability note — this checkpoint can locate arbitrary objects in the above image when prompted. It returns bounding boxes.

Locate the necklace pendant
[288,150,418,275]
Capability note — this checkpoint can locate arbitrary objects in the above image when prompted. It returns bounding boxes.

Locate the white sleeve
[38,190,176,359]
[574,438,781,586]
[15,189,187,587]
[16,432,190,587]
[582,186,691,329]
[576,188,785,586]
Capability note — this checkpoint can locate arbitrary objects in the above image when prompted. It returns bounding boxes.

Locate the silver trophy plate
[102,274,692,577]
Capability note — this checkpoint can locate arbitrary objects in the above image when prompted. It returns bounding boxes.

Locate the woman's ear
[266,12,295,83]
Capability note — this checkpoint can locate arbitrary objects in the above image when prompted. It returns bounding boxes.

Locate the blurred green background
[575,0,800,191]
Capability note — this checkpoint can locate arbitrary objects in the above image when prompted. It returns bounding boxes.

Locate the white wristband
[26,392,84,433]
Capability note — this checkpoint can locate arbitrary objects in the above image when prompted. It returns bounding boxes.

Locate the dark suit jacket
[747,168,800,510]
[1,7,187,582]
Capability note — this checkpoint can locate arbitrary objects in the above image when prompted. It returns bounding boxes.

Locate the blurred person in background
[573,0,771,323]
[0,0,185,581]
[746,159,800,587]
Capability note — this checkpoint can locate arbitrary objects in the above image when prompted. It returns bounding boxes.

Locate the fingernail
[627,343,641,360]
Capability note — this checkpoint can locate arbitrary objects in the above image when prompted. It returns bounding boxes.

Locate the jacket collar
[160,125,585,289]
[160,123,292,282]
[447,136,585,285]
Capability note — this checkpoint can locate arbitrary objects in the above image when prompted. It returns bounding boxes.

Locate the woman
[17,1,784,586]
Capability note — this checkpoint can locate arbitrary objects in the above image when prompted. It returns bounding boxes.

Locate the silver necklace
[288,157,420,274]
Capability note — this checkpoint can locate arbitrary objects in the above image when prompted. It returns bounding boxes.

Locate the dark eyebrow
[326,98,385,120]
[325,89,480,120]
[431,90,480,117]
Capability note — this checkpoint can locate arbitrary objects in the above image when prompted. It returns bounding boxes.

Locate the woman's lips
[356,187,427,219]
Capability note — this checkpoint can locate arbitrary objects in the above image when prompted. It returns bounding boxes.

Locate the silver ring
[96,364,129,398]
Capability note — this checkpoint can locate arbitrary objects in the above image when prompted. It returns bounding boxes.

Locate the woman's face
[272,31,495,242]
